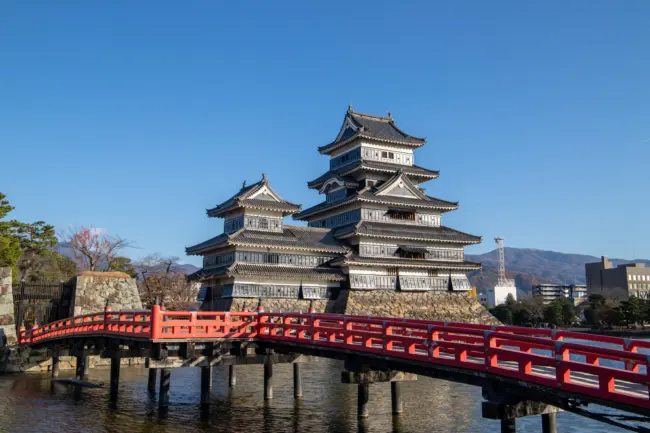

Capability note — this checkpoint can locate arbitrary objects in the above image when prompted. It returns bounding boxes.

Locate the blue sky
[1,1,649,265]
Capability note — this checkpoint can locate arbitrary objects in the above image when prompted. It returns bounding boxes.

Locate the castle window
[259,218,268,229]
[388,209,415,221]
[265,253,279,264]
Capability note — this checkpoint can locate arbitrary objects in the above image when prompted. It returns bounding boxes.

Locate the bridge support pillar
[501,419,516,433]
[147,369,158,394]
[391,381,403,415]
[159,368,171,409]
[76,354,87,380]
[541,413,556,433]
[109,356,120,401]
[200,366,212,407]
[51,350,60,378]
[357,383,369,418]
[264,361,273,400]
[229,365,236,387]
[293,363,302,398]
[482,398,561,433]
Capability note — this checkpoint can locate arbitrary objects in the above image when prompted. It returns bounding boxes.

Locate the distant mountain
[467,248,650,295]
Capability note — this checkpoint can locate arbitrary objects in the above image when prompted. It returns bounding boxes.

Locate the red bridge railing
[17,306,650,412]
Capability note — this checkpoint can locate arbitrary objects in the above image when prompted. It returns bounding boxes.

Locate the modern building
[532,284,587,305]
[186,107,483,308]
[485,285,517,307]
[585,256,650,300]
[484,237,517,307]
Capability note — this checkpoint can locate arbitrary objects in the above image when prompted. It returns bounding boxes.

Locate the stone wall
[338,290,499,325]
[0,268,16,346]
[71,272,142,315]
[0,346,145,373]
[208,289,498,325]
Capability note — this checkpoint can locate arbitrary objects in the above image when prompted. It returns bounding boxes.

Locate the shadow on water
[0,358,637,432]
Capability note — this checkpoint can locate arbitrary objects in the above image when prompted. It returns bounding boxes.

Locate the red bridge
[18,305,650,433]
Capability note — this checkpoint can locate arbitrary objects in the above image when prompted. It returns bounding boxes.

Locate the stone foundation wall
[0,346,145,373]
[71,272,142,315]
[207,289,498,325]
[0,268,16,346]
[338,290,499,325]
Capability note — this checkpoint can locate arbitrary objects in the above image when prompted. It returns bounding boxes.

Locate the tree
[109,256,138,278]
[543,300,564,326]
[135,254,198,310]
[620,297,644,326]
[14,221,58,280]
[60,226,133,271]
[490,304,513,325]
[26,251,78,282]
[0,193,22,280]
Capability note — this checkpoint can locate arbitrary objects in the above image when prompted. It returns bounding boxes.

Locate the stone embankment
[211,289,499,325]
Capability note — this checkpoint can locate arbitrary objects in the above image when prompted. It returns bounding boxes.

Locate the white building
[486,285,517,307]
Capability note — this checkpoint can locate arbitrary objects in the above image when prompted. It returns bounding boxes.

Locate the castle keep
[187,107,488,320]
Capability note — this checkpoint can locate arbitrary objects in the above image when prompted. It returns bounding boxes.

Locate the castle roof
[296,171,458,220]
[318,107,426,155]
[329,253,482,271]
[307,161,439,190]
[333,221,481,245]
[188,262,345,282]
[206,174,301,218]
[186,225,348,255]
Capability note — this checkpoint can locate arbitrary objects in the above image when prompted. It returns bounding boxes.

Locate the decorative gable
[375,172,427,200]
[249,185,282,202]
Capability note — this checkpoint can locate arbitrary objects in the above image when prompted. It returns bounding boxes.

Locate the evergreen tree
[0,193,23,280]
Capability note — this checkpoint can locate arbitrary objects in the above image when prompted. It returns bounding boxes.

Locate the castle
[187,107,493,322]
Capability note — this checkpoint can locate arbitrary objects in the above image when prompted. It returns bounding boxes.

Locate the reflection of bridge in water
[17,303,650,433]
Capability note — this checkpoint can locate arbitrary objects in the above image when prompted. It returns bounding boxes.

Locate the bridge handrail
[17,309,650,411]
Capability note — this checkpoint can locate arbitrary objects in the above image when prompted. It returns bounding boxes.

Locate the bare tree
[60,226,133,271]
[135,254,198,310]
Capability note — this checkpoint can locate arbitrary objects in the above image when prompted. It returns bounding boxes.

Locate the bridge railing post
[18,325,26,345]
[552,332,570,386]
[151,304,162,340]
[104,304,112,333]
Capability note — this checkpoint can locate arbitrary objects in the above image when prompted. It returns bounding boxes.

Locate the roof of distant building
[318,107,426,154]
[186,225,349,255]
[206,174,301,218]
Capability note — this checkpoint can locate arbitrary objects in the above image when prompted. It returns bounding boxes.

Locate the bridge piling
[200,366,212,406]
[264,361,273,400]
[75,354,86,380]
[293,363,302,398]
[147,368,157,394]
[500,419,516,433]
[541,413,557,433]
[51,348,60,378]
[391,382,403,415]
[229,365,236,387]
[357,383,370,418]
[83,356,90,379]
[159,368,171,409]
[109,356,120,401]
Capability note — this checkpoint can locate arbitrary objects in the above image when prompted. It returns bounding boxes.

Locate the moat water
[0,359,637,433]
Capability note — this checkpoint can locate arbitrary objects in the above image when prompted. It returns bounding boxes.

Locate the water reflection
[0,359,635,432]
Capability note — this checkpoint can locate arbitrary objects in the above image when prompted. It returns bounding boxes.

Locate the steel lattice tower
[495,237,507,286]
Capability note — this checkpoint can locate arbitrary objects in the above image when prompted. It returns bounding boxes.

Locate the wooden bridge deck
[16,306,650,430]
